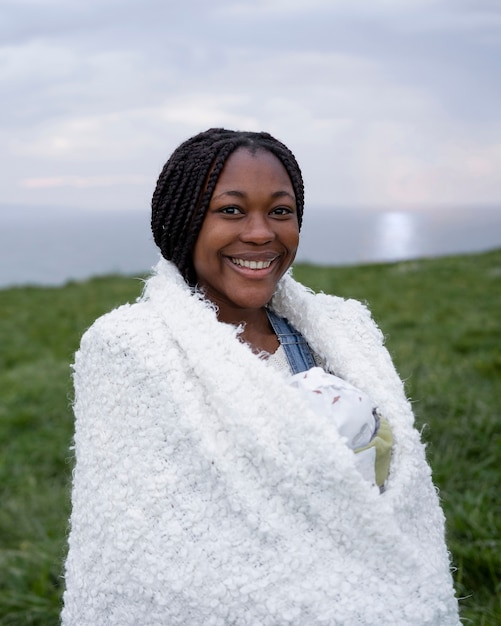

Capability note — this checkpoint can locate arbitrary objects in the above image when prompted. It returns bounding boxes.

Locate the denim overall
[266,308,317,375]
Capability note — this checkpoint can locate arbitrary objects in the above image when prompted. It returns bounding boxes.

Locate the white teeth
[231,258,272,270]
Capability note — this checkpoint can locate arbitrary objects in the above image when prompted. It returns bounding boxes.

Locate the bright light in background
[373,212,421,261]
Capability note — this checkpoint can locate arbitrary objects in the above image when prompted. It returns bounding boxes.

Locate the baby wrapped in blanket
[289,367,393,490]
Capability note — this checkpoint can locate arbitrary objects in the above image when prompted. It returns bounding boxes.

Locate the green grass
[1,251,500,625]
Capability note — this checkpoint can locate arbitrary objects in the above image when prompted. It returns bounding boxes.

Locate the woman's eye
[220,206,242,215]
[271,207,293,216]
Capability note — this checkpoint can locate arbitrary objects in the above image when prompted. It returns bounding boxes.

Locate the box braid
[151,128,304,285]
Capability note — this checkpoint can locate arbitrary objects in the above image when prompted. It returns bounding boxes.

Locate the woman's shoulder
[79,298,162,353]
[274,272,379,333]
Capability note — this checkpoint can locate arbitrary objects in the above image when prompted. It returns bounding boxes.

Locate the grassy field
[1,249,500,625]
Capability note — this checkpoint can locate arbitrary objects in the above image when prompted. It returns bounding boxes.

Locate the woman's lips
[226,250,280,268]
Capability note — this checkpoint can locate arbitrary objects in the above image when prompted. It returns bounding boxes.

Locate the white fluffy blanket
[62,258,460,625]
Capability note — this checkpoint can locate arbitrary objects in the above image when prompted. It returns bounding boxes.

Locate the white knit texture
[62,258,460,625]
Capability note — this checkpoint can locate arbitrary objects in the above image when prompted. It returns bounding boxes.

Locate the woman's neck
[218,306,279,355]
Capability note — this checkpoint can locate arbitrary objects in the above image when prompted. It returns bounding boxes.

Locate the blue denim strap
[266,308,317,375]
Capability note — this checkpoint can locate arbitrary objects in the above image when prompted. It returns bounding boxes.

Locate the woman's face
[193,147,299,322]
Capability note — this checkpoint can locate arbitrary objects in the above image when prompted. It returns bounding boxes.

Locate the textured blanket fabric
[62,259,460,625]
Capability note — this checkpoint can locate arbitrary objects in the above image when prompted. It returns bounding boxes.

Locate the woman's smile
[230,257,274,270]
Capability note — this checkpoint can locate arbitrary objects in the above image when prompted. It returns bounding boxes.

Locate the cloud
[22,175,151,189]
[355,122,501,207]
[222,0,441,17]
[1,0,500,213]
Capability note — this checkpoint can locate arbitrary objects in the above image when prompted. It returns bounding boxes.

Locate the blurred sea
[1,205,500,288]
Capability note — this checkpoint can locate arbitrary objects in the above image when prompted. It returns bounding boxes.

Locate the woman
[62,129,460,625]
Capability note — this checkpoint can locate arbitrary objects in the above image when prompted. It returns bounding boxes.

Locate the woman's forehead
[213,147,293,190]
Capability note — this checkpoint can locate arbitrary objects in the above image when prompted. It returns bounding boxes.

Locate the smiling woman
[62,128,461,626]
[193,148,299,353]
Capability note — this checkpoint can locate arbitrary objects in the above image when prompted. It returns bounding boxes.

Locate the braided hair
[151,128,304,285]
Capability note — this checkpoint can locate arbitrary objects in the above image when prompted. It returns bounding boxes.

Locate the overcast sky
[2,0,501,215]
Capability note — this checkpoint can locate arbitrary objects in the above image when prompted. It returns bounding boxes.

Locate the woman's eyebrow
[271,190,295,200]
[212,189,295,200]
[212,190,246,200]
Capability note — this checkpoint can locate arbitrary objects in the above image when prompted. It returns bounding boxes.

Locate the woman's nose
[240,214,275,244]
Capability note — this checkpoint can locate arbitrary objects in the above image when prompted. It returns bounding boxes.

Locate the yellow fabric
[357,416,394,488]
